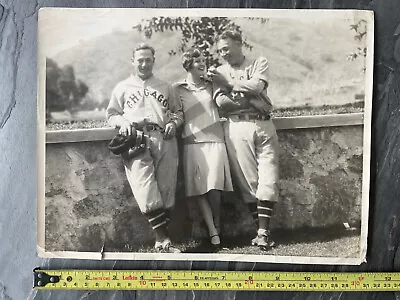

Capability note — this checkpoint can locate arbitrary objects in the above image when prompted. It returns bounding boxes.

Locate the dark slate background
[0,0,399,299]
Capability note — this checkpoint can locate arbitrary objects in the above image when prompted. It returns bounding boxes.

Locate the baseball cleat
[154,239,181,253]
[251,230,276,251]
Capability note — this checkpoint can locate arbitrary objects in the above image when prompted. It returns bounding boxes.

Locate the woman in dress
[173,48,233,247]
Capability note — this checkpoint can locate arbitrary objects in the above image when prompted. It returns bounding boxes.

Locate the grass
[45,102,365,131]
[46,119,110,131]
[273,101,364,118]
[131,226,361,258]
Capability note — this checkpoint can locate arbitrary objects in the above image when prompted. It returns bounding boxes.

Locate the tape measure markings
[33,269,400,291]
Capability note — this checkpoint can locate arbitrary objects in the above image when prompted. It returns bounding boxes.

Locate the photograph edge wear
[38,8,373,264]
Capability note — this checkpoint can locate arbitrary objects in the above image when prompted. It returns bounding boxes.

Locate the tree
[45,58,90,119]
[76,80,89,99]
[133,17,263,66]
[347,19,368,70]
[45,58,62,117]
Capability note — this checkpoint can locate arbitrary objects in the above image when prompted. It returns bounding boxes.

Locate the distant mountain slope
[52,18,366,109]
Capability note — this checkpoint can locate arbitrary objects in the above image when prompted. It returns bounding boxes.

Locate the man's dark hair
[215,29,243,44]
[133,43,155,57]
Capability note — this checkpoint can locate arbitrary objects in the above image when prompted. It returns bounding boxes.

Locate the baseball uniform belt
[228,113,271,121]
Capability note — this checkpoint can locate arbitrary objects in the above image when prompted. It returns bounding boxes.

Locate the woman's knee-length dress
[174,81,233,197]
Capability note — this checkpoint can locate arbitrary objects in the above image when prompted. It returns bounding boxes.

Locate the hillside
[52,17,366,110]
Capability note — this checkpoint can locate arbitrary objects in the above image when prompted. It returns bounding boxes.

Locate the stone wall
[45,126,363,252]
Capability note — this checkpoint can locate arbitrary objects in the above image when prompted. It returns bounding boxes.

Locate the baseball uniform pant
[223,117,279,203]
[124,130,178,214]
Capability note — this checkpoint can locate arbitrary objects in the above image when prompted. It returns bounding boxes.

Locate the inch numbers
[35,271,400,291]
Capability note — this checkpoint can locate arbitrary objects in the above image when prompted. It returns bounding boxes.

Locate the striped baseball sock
[147,209,167,231]
[247,203,259,226]
[257,201,275,231]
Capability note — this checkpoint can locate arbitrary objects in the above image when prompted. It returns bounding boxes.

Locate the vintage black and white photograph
[37,8,373,264]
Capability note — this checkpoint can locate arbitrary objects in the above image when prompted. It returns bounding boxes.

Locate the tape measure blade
[33,270,400,291]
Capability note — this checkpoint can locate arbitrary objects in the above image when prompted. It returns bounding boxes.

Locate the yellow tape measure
[33,269,400,291]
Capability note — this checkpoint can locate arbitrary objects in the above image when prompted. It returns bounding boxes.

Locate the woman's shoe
[210,234,221,246]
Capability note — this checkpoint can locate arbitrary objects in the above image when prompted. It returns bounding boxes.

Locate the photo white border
[359,8,374,265]
[37,8,374,265]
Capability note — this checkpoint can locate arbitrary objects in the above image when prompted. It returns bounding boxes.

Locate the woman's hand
[207,68,232,89]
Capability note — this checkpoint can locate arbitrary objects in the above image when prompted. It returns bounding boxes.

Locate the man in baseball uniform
[209,30,280,251]
[106,43,183,253]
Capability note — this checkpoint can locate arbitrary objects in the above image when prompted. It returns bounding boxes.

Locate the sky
[38,8,368,57]
[39,9,139,57]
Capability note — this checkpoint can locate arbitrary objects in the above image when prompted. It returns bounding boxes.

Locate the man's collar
[131,73,154,82]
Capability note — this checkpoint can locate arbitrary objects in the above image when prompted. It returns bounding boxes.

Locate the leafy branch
[347,19,368,62]
[133,17,263,66]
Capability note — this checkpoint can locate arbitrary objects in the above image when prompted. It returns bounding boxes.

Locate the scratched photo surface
[37,8,373,264]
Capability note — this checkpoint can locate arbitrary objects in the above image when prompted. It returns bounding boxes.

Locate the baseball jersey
[214,56,273,116]
[174,81,224,144]
[106,74,183,128]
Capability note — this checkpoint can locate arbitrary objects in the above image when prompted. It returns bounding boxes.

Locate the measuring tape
[33,269,400,291]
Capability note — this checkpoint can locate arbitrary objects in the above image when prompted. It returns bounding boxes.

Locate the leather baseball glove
[108,130,146,160]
